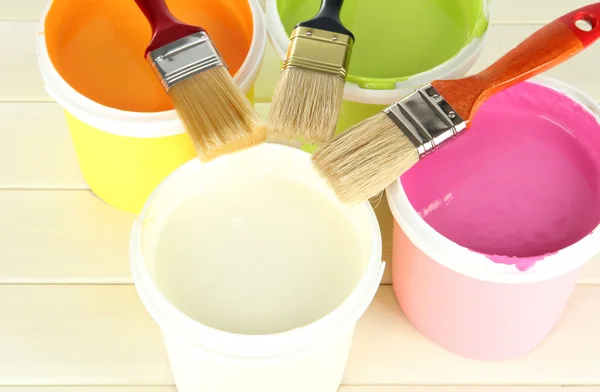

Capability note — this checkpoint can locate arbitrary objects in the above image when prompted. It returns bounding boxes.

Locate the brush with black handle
[268,0,354,145]
[312,2,600,205]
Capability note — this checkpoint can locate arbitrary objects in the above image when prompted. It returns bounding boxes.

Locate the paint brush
[268,0,354,145]
[133,0,266,162]
[312,2,600,204]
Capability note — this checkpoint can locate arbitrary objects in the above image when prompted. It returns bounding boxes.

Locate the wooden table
[1,0,599,391]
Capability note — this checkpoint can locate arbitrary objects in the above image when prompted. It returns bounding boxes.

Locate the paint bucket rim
[385,75,600,284]
[35,0,267,138]
[130,142,385,360]
[265,0,490,105]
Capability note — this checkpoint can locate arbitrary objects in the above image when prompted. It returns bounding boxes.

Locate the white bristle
[312,112,420,204]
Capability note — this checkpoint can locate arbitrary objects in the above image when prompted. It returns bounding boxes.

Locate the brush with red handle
[134,0,266,162]
[312,3,600,204]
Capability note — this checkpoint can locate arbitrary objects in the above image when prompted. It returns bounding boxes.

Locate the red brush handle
[431,2,600,124]
[134,0,204,56]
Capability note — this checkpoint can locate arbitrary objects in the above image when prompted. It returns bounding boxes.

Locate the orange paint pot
[37,0,266,213]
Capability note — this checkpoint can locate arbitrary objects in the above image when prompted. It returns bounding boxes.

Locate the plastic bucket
[130,142,385,392]
[266,0,490,152]
[36,0,267,213]
[385,76,600,360]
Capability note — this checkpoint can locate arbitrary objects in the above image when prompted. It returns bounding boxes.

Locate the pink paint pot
[385,76,600,361]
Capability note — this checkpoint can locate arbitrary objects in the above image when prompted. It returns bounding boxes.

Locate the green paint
[277,0,487,90]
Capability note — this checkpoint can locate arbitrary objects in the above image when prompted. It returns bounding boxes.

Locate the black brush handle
[296,0,354,40]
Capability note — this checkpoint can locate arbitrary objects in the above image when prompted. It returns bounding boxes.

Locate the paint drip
[402,81,600,271]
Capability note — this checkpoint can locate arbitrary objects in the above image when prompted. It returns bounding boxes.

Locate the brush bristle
[168,66,267,162]
[268,68,344,144]
[312,112,420,204]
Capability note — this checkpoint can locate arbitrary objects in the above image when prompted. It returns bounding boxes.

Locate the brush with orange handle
[312,3,600,204]
[133,0,266,162]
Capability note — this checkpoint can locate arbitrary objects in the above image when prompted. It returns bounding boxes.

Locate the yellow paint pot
[36,0,266,214]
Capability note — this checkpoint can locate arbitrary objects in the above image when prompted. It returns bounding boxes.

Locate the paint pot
[36,0,266,213]
[130,143,384,392]
[266,0,490,152]
[385,76,600,360]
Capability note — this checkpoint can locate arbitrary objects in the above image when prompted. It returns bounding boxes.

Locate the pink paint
[486,252,557,272]
[401,81,600,270]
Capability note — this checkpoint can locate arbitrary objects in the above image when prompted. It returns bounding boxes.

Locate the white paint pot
[130,143,384,392]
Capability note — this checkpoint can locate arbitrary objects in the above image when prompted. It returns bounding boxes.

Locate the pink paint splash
[485,252,557,272]
[401,81,600,271]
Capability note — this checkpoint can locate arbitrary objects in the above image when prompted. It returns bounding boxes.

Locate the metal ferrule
[282,26,353,79]
[147,31,226,91]
[384,84,467,156]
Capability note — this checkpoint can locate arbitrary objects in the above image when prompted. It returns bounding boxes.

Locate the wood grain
[0,22,47,101]
[2,388,599,392]
[0,103,85,189]
[0,0,46,21]
[344,286,600,386]
[1,1,600,390]
[492,0,592,23]
[1,285,600,386]
[0,389,176,392]
[0,388,598,392]
[1,0,593,23]
[0,191,135,284]
[1,189,600,284]
[0,285,171,385]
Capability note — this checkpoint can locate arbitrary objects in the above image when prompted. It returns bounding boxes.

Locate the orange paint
[45,0,253,113]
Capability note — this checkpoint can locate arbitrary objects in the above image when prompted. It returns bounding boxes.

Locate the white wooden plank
[491,0,592,23]
[341,389,600,392]
[0,388,597,392]
[469,23,599,100]
[0,103,85,189]
[0,389,175,392]
[1,100,600,283]
[0,0,590,24]
[1,285,600,386]
[0,188,599,284]
[345,286,600,386]
[0,285,171,386]
[0,0,45,21]
[0,103,271,190]
[0,22,48,101]
[0,191,135,284]
[5,22,600,104]
[1,388,598,392]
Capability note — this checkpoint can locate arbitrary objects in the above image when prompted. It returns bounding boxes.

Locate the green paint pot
[266,0,490,153]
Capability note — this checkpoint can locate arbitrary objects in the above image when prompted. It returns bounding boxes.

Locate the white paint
[152,175,366,335]
[130,143,384,392]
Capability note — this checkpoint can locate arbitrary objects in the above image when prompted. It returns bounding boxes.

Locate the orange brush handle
[431,2,600,123]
